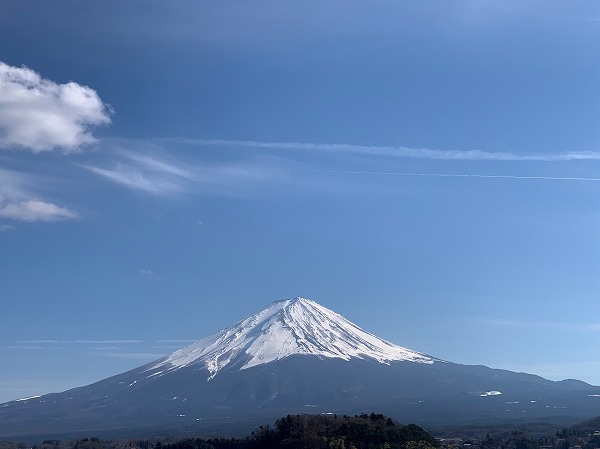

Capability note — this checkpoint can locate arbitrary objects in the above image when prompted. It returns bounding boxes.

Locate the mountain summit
[149,297,435,380]
[1,297,600,438]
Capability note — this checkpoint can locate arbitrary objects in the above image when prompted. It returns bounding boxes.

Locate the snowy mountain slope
[148,297,436,380]
[1,297,600,438]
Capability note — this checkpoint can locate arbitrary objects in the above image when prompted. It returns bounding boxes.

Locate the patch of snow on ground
[480,391,502,397]
[15,395,41,402]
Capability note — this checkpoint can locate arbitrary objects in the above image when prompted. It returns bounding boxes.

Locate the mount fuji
[1,297,599,438]
[148,297,436,380]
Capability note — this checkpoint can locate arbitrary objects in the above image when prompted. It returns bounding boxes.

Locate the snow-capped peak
[148,297,436,380]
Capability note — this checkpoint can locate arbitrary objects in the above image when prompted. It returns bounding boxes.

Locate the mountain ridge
[1,297,599,438]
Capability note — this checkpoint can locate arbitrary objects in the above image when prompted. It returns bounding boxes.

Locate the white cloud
[0,198,78,222]
[0,61,111,153]
[0,169,79,223]
[175,138,600,162]
[0,224,12,231]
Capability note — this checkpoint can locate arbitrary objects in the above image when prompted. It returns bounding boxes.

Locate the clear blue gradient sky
[1,1,600,403]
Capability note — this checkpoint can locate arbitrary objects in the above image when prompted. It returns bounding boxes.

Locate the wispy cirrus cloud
[72,340,144,344]
[156,339,196,344]
[83,147,274,196]
[0,345,45,350]
[0,167,79,223]
[174,138,600,162]
[321,171,600,183]
[0,61,111,153]
[81,148,194,195]
[6,339,166,346]
[92,352,164,360]
[1,339,188,364]
[17,340,60,345]
[82,162,185,195]
[82,137,600,201]
[485,318,600,332]
[119,150,193,179]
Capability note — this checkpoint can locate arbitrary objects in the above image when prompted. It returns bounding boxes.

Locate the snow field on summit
[148,297,436,379]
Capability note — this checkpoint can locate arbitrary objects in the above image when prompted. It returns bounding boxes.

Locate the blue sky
[1,0,600,403]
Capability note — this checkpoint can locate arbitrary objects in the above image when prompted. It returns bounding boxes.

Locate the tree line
[0,413,439,449]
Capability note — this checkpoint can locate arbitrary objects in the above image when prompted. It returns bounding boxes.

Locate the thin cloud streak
[0,345,44,350]
[173,138,600,162]
[6,339,192,347]
[485,319,600,332]
[92,352,164,360]
[17,340,60,345]
[156,339,196,344]
[73,340,144,344]
[325,171,600,182]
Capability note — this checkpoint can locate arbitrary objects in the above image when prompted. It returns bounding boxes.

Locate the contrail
[167,138,600,162]
[323,170,600,182]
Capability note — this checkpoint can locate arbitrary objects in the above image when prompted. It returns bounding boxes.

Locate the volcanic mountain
[148,297,435,379]
[1,297,599,438]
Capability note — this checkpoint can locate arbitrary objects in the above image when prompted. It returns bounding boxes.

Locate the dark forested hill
[161,413,439,449]
[0,414,438,449]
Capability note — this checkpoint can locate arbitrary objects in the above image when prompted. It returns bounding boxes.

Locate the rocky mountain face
[1,298,599,438]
